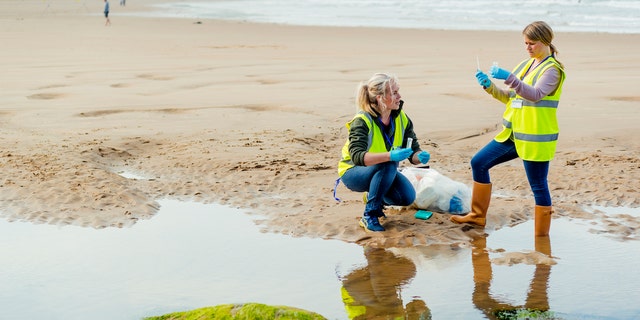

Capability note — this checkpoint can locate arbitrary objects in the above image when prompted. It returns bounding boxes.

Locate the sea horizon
[123,0,640,34]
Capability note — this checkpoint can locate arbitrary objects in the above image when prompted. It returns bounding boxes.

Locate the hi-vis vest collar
[337,110,408,177]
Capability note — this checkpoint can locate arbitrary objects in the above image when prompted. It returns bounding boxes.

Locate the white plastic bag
[400,167,471,214]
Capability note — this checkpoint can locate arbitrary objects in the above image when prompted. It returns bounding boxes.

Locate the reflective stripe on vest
[523,100,559,108]
[514,132,559,142]
[494,57,565,161]
[337,111,408,176]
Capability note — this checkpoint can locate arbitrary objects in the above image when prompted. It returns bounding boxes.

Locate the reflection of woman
[340,247,430,319]
[469,235,552,317]
[451,21,566,236]
[338,73,431,232]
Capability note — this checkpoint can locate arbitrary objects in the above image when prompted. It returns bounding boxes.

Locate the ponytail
[356,83,373,114]
[549,43,564,69]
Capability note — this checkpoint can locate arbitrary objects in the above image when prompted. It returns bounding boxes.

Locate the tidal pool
[0,201,638,319]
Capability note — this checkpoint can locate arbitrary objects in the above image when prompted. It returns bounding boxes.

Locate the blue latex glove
[475,70,491,88]
[417,151,430,164]
[490,65,511,80]
[390,147,413,162]
[449,196,463,214]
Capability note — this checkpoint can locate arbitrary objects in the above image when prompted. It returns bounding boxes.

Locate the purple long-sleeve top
[487,65,561,103]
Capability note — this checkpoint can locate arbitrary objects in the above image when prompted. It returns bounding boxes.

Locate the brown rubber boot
[535,205,553,236]
[450,182,492,227]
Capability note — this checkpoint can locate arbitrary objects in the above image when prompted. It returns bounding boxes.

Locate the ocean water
[142,0,640,34]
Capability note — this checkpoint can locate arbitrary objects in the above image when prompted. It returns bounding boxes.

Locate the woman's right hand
[476,70,491,88]
[390,148,413,162]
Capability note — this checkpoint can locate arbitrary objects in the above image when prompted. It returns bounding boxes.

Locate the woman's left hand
[417,151,430,164]
[490,65,512,80]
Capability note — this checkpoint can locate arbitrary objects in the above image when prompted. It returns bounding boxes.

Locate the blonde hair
[523,21,564,69]
[356,73,398,116]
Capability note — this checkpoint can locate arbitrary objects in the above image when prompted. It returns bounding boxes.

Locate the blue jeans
[471,139,552,206]
[341,162,416,217]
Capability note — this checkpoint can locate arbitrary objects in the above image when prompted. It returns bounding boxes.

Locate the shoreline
[119,0,640,35]
[7,0,640,35]
[1,0,639,247]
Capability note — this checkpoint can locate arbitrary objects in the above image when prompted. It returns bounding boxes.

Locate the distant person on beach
[338,73,431,232]
[450,21,566,236]
[104,0,111,26]
[120,0,126,6]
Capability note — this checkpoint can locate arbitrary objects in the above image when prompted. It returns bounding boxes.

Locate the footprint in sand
[608,96,640,102]
[137,73,173,81]
[110,83,130,88]
[27,93,65,100]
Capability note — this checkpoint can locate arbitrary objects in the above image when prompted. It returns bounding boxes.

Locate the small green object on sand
[415,210,433,220]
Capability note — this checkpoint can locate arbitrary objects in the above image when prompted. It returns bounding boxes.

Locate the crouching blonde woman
[338,73,431,232]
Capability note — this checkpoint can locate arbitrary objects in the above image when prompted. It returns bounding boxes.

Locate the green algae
[143,303,327,320]
[495,308,562,320]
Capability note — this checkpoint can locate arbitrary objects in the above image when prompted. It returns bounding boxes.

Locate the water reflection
[1,201,638,319]
[470,235,552,319]
[0,200,365,320]
[339,247,431,319]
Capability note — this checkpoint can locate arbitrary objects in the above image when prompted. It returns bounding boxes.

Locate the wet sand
[1,0,639,248]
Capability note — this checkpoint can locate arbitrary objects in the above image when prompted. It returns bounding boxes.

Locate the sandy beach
[1,0,638,248]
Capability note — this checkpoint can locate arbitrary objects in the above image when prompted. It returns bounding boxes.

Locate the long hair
[355,73,397,116]
[523,21,564,69]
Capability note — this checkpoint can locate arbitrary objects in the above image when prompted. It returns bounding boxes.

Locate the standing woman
[450,21,566,236]
[338,73,431,232]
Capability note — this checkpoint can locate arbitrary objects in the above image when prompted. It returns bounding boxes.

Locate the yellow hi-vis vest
[494,57,565,161]
[337,111,408,177]
[341,286,367,319]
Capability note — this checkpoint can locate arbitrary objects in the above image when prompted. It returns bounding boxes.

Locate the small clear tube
[406,137,413,149]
